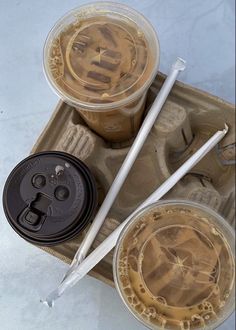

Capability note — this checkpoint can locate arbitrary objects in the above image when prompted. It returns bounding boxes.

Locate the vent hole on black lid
[32,173,46,189]
[54,185,70,201]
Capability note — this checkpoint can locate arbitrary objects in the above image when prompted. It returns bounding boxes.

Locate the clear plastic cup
[113,200,235,330]
[43,2,160,142]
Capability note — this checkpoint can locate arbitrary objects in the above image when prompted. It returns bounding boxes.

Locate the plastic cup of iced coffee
[43,2,160,142]
[113,200,235,330]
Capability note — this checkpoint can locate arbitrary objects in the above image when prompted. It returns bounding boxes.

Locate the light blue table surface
[0,1,235,329]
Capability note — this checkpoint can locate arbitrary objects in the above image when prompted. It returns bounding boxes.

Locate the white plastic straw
[63,57,187,281]
[42,124,228,307]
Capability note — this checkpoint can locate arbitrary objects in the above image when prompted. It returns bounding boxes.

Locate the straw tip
[173,57,187,71]
[223,123,229,133]
[40,298,54,308]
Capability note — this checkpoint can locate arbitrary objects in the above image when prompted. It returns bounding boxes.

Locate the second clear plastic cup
[44,2,160,142]
[113,200,235,330]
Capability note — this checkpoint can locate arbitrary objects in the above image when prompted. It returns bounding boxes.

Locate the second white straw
[42,124,228,306]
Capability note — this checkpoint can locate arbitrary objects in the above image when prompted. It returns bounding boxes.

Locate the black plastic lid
[3,151,97,246]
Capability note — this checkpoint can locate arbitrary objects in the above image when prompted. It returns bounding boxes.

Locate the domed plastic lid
[3,151,97,245]
[114,200,235,330]
[44,2,159,109]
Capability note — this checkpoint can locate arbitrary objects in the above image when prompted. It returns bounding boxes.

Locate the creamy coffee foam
[116,204,235,329]
[47,15,153,104]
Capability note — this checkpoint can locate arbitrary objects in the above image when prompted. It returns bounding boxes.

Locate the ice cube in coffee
[44,2,160,142]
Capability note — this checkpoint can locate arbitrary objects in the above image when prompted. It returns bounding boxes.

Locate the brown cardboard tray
[31,72,235,286]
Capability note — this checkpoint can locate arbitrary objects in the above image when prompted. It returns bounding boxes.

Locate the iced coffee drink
[114,201,235,330]
[44,2,159,142]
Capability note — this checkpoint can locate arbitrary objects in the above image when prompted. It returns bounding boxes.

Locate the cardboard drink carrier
[31,72,235,286]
